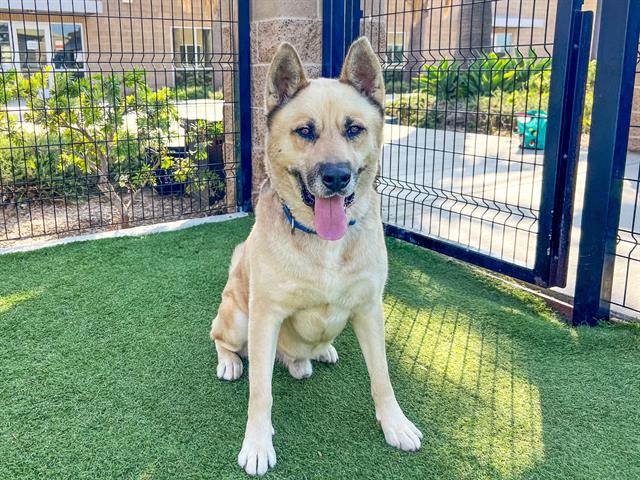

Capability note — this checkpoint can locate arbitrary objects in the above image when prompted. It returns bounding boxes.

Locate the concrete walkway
[380,124,639,317]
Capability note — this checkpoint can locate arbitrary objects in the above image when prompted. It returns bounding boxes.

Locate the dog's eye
[345,124,365,139]
[294,126,315,141]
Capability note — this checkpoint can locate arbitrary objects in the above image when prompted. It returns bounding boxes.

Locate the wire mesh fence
[361,0,586,268]
[0,0,240,244]
[609,46,640,315]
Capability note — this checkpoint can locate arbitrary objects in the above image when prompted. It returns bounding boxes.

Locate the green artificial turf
[1,216,639,479]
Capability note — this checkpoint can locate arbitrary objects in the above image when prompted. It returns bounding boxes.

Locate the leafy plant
[412,51,552,101]
[183,119,225,197]
[0,68,183,225]
[175,85,224,101]
[390,59,595,137]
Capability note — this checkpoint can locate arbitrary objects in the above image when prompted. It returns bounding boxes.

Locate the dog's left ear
[339,37,384,108]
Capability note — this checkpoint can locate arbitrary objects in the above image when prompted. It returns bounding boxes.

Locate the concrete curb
[0,212,249,256]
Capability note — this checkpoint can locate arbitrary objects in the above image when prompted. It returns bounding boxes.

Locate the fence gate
[323,0,593,288]
[0,0,251,245]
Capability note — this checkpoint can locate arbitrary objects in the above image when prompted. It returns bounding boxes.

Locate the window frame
[12,21,52,72]
[171,26,214,70]
[49,22,85,73]
[386,31,406,68]
[9,21,85,74]
[493,32,514,55]
[0,21,15,68]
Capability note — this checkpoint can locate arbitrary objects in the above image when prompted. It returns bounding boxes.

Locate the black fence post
[322,0,361,78]
[573,0,640,325]
[535,0,592,288]
[237,0,253,212]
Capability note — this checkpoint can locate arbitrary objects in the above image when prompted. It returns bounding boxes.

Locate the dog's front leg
[352,301,423,452]
[237,298,283,476]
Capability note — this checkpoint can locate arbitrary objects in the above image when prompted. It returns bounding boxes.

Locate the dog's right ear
[265,43,309,114]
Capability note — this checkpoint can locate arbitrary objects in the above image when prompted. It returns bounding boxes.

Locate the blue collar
[282,202,356,235]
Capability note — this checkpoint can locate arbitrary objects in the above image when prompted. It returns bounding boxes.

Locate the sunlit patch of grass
[0,290,39,315]
[385,297,545,478]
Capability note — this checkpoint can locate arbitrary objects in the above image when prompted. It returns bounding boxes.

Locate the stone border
[0,212,249,256]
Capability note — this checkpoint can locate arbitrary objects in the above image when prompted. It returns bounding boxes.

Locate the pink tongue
[313,196,347,241]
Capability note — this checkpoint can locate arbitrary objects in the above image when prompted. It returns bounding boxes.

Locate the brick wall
[1,0,225,89]
[383,0,570,63]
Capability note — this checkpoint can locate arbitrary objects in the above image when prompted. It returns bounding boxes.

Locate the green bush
[383,70,411,94]
[412,52,551,101]
[175,85,223,101]
[387,59,596,136]
[0,131,83,203]
[0,69,226,216]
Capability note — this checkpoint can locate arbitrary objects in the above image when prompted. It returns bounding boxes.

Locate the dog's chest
[285,270,376,343]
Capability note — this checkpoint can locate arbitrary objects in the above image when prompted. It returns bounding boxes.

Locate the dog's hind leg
[210,242,249,381]
[211,307,246,382]
[211,305,247,381]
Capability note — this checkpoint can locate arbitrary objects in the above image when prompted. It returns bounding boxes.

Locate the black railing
[574,0,640,323]
[350,0,591,288]
[0,0,246,244]
[325,0,640,324]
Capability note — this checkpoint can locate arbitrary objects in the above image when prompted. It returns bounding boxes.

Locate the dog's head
[264,37,384,241]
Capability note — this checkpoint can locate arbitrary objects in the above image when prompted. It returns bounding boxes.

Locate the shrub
[384,70,412,94]
[175,85,224,100]
[412,52,551,101]
[387,59,595,137]
[0,131,81,203]
[0,68,226,221]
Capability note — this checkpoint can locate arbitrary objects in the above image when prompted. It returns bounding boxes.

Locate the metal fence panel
[0,0,244,245]
[357,0,591,287]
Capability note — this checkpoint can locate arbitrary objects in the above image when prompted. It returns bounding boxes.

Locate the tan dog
[210,37,422,476]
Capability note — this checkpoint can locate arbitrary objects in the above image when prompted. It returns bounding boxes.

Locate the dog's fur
[210,38,422,476]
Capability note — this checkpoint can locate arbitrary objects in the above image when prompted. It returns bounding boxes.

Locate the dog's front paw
[377,407,423,452]
[238,428,276,476]
[314,344,338,364]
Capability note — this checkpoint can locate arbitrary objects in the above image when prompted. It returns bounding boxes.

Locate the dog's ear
[265,43,309,114]
[339,37,384,107]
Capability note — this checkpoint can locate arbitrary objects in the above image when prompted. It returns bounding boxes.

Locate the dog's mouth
[299,179,355,209]
[294,174,355,241]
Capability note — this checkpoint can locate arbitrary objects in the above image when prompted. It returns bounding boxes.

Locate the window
[51,24,84,71]
[386,32,405,65]
[173,27,212,69]
[494,33,514,54]
[15,25,47,71]
[0,23,12,65]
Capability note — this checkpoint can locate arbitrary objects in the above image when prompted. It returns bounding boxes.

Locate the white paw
[314,345,339,364]
[377,408,423,452]
[287,359,313,379]
[238,430,277,476]
[216,355,243,381]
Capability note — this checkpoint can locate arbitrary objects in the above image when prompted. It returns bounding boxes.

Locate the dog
[210,37,422,476]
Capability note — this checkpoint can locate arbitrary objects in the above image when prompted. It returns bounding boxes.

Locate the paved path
[380,124,639,316]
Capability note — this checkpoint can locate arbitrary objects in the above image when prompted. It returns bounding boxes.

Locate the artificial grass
[0,216,638,480]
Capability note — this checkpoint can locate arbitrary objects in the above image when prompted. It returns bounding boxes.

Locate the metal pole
[573,0,640,325]
[237,0,253,212]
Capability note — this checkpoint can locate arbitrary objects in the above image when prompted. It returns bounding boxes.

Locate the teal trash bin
[516,110,547,150]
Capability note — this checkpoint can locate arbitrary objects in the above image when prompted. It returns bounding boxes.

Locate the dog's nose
[319,163,351,193]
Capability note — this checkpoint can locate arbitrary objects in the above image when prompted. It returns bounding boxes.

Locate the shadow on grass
[0,219,638,480]
[382,237,640,480]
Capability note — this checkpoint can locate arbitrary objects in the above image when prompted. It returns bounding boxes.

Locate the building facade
[0,0,229,89]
